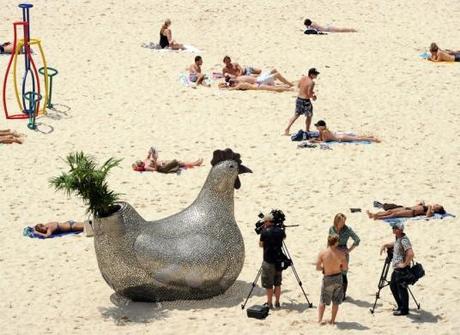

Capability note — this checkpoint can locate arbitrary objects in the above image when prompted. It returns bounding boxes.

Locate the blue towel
[382,213,456,225]
[419,52,430,59]
[23,226,82,239]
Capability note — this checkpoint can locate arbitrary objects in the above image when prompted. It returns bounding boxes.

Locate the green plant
[50,152,122,217]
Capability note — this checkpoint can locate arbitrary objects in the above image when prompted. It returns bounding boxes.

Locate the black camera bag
[247,305,269,319]
[408,262,425,284]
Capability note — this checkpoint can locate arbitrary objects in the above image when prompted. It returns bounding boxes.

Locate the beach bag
[247,305,269,319]
[291,130,306,141]
[156,160,181,174]
[408,262,425,285]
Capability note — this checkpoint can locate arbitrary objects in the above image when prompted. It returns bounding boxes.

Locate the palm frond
[49,152,122,217]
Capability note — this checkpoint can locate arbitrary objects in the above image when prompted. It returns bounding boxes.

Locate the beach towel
[23,226,82,239]
[179,72,213,87]
[141,42,201,53]
[382,212,456,225]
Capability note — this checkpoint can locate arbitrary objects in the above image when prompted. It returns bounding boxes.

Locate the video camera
[254,209,286,235]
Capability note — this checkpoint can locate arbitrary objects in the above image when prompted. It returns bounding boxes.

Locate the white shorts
[256,72,275,86]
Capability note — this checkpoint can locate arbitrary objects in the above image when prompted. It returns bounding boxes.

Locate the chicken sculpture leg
[93,149,252,301]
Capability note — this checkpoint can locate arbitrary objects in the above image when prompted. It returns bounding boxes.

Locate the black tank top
[159,32,169,48]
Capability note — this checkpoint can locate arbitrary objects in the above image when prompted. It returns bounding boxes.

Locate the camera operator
[380,222,414,316]
[259,213,286,309]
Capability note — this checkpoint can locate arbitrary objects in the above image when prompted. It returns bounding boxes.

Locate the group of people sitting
[0,129,24,144]
[132,147,203,173]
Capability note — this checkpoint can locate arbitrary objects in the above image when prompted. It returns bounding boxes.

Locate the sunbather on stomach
[367,203,446,220]
[310,120,381,143]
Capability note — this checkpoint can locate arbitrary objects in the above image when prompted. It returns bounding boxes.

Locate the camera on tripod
[254,209,286,235]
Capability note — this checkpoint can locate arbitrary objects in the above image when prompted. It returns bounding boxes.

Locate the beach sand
[1,0,459,334]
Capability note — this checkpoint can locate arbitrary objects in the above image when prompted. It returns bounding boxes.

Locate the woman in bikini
[367,202,446,220]
[312,120,381,143]
[33,220,84,238]
[159,19,184,50]
[218,76,293,92]
[132,147,203,173]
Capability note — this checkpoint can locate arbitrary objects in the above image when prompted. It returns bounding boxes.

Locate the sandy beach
[1,0,459,334]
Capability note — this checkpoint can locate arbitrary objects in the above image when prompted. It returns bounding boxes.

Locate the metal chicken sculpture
[93,149,252,302]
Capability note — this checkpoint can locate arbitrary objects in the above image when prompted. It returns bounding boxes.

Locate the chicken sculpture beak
[235,164,252,189]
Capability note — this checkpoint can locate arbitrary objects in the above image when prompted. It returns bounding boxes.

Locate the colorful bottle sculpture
[2,3,49,122]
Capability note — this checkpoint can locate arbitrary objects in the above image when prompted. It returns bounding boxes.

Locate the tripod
[241,241,313,310]
[369,249,420,314]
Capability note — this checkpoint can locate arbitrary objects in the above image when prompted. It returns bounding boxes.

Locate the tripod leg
[370,260,391,314]
[407,286,421,309]
[241,266,263,310]
[282,242,313,308]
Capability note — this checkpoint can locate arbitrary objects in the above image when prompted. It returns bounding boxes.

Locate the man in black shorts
[259,213,286,309]
[284,68,319,135]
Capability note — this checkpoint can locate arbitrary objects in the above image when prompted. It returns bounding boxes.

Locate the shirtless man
[188,55,209,86]
[222,56,261,78]
[218,81,293,92]
[316,235,348,325]
[428,43,460,62]
[304,18,357,33]
[284,68,319,135]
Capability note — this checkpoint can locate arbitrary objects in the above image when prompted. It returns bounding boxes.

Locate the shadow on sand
[99,280,265,324]
[335,321,370,330]
[407,309,441,324]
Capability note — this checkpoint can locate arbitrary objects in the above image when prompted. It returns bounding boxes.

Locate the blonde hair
[333,213,346,231]
[161,19,171,33]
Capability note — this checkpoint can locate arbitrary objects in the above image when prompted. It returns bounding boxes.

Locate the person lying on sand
[188,56,210,87]
[132,147,203,173]
[367,202,446,220]
[428,42,460,62]
[222,55,262,78]
[310,120,381,143]
[0,42,24,54]
[33,220,84,238]
[218,79,293,92]
[0,129,24,144]
[304,18,357,33]
[159,19,185,50]
[223,69,293,87]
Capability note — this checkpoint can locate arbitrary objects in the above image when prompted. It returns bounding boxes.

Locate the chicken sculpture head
[93,148,252,302]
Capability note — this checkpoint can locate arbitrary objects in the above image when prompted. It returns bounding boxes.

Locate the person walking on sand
[284,68,319,135]
[316,235,348,325]
[188,56,209,87]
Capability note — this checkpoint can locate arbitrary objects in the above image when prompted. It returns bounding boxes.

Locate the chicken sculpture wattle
[93,149,252,301]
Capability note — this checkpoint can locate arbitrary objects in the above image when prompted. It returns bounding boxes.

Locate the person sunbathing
[222,56,262,78]
[0,129,23,144]
[428,43,460,62]
[132,147,203,173]
[218,79,293,92]
[33,220,84,238]
[159,19,184,50]
[304,18,357,33]
[367,202,446,220]
[0,42,24,54]
[310,120,381,143]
